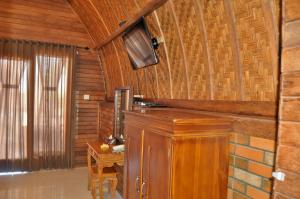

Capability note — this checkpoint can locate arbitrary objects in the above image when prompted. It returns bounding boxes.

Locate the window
[0,40,75,171]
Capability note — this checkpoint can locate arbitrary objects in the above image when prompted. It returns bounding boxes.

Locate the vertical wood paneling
[274,0,300,198]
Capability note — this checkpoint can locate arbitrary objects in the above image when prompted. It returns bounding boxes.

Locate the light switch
[83,94,90,100]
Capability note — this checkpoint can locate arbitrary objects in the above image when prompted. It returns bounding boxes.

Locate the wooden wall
[274,0,300,198]
[73,48,105,166]
[98,102,115,139]
[68,0,280,101]
[0,0,93,47]
[0,0,106,167]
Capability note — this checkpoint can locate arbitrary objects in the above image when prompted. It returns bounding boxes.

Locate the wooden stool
[88,165,118,199]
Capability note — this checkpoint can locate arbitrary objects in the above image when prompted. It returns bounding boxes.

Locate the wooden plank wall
[73,49,105,166]
[0,0,105,167]
[0,0,93,48]
[68,0,280,102]
[273,0,300,198]
[98,102,115,139]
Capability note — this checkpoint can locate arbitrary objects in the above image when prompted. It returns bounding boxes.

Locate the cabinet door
[141,131,171,199]
[124,125,144,199]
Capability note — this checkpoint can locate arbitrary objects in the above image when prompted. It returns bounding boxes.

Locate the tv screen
[122,18,159,69]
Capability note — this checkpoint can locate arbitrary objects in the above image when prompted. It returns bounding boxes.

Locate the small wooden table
[87,141,124,198]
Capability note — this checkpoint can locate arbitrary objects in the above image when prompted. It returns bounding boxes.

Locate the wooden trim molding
[144,98,277,118]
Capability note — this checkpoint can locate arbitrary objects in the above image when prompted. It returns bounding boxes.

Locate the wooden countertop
[124,108,233,135]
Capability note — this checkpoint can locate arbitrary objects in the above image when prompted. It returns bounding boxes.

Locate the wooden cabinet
[123,108,232,199]
[124,125,144,199]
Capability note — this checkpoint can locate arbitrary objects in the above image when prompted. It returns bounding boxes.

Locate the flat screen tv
[122,18,159,70]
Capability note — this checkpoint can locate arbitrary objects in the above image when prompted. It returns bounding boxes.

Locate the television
[122,18,159,69]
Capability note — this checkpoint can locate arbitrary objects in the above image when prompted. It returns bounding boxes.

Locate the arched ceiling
[67,0,146,47]
[0,0,93,47]
[68,0,280,103]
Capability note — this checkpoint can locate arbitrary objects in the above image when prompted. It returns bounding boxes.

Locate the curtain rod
[0,38,90,50]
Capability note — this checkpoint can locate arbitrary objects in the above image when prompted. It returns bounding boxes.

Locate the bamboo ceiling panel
[100,43,124,97]
[67,0,279,102]
[172,0,209,100]
[146,14,172,99]
[232,0,276,101]
[156,3,188,99]
[89,0,118,32]
[114,38,138,92]
[202,0,240,100]
[68,0,108,44]
[130,2,160,99]
[143,16,162,98]
[136,69,148,97]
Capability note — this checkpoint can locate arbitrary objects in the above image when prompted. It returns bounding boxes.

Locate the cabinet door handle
[135,176,140,192]
[141,182,147,198]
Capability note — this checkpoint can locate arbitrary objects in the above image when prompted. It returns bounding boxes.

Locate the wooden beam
[94,0,168,50]
[143,98,277,118]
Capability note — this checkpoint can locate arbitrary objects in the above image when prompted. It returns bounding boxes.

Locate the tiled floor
[0,167,122,199]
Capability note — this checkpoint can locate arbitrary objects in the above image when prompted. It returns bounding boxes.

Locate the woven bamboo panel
[142,15,161,98]
[90,0,118,31]
[157,3,188,99]
[101,43,124,97]
[69,0,279,102]
[172,0,209,100]
[135,69,147,96]
[112,38,130,88]
[202,0,239,100]
[68,0,108,44]
[232,0,275,101]
[154,45,172,99]
[122,0,139,16]
[144,14,172,99]
[142,67,157,98]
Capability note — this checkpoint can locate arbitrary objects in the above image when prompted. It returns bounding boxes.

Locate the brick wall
[228,133,275,199]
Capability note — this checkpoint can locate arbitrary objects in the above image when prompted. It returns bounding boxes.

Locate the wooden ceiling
[0,0,93,47]
[0,0,281,102]
[67,0,145,46]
